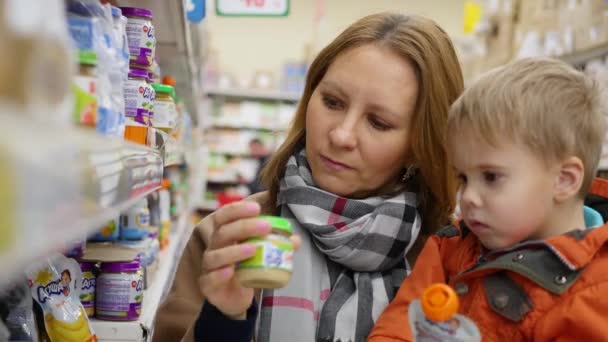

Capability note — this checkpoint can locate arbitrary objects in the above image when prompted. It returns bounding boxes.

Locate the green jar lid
[152,83,174,94]
[78,50,98,66]
[258,216,293,234]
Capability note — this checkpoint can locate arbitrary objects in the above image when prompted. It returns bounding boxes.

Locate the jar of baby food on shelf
[236,216,294,289]
[96,259,144,321]
[121,7,155,67]
[73,50,98,127]
[120,198,151,240]
[124,66,154,145]
[152,84,177,133]
[79,261,97,317]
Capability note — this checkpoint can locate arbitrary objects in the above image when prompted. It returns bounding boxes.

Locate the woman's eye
[457,174,467,184]
[322,96,343,110]
[369,116,391,131]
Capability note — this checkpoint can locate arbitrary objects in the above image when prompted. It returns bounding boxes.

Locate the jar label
[124,79,154,126]
[96,271,143,320]
[238,235,294,272]
[153,100,177,130]
[80,271,96,315]
[125,18,155,66]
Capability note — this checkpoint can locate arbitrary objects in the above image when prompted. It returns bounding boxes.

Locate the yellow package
[27,254,98,342]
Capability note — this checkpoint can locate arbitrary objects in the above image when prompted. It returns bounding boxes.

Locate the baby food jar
[73,50,98,127]
[236,216,294,289]
[79,262,97,317]
[151,84,177,133]
[121,7,155,67]
[96,259,143,321]
[120,198,151,240]
[124,66,154,145]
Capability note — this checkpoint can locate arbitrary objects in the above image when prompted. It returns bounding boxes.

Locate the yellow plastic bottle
[409,284,480,341]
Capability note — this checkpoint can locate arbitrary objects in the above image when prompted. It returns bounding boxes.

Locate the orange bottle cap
[162,76,177,87]
[421,283,459,322]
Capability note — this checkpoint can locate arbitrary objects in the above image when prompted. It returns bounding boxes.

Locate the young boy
[369,58,608,341]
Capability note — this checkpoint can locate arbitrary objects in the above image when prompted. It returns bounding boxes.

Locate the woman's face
[305,43,419,197]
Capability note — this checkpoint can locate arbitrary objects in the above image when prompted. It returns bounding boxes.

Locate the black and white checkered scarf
[257,150,420,342]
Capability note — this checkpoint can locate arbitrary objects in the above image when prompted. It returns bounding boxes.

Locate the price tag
[216,0,289,17]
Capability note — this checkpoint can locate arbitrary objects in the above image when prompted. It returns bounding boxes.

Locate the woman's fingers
[291,235,302,251]
[202,243,257,272]
[212,201,261,229]
[199,265,235,294]
[211,217,272,249]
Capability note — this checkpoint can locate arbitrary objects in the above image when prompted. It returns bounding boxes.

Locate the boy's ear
[553,156,584,202]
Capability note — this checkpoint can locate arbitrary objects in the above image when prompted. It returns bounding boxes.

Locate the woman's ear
[554,156,585,203]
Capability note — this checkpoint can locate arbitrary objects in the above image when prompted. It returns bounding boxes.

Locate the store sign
[216,0,289,17]
[185,0,206,23]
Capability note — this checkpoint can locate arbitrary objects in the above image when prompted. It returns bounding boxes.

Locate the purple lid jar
[96,260,143,321]
[128,67,149,80]
[125,67,154,126]
[120,7,153,19]
[121,7,155,66]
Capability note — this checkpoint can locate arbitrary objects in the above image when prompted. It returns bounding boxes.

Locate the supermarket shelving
[90,212,193,342]
[0,115,163,288]
[559,43,608,67]
[204,87,301,102]
[208,123,281,132]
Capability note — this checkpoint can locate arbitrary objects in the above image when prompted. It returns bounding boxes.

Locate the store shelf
[91,213,193,342]
[209,150,256,158]
[208,124,282,132]
[0,115,163,288]
[207,176,240,185]
[205,87,301,102]
[559,43,608,67]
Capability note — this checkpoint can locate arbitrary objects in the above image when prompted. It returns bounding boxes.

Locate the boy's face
[451,130,557,250]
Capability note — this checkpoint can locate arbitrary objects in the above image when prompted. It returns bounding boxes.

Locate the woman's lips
[320,155,352,171]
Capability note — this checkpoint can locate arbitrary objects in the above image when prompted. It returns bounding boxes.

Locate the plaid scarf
[257,150,421,342]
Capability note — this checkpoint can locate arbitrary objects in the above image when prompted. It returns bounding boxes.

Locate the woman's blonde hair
[261,13,464,251]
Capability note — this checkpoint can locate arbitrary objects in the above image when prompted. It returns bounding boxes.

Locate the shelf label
[216,0,289,17]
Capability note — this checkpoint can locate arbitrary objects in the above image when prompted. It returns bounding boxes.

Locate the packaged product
[26,254,97,342]
[409,284,480,342]
[95,260,143,321]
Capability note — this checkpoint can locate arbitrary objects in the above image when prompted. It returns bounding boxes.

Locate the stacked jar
[96,259,144,321]
[120,7,156,145]
[123,66,155,145]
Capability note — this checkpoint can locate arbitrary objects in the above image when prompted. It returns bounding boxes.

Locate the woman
[153,12,464,342]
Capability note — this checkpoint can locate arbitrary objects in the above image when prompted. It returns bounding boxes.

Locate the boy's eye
[322,95,344,110]
[483,171,500,183]
[457,174,467,184]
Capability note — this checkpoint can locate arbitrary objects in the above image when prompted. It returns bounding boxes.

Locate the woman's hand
[198,201,300,318]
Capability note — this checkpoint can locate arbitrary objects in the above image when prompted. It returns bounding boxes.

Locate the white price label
[216,0,289,16]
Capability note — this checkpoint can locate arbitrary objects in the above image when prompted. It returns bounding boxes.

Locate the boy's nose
[460,185,482,209]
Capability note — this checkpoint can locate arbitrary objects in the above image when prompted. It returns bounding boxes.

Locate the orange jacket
[369,179,608,341]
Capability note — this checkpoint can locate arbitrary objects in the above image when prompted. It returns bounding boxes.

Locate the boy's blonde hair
[448,57,606,196]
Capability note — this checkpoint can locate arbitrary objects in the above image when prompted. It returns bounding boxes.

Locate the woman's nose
[329,113,358,150]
